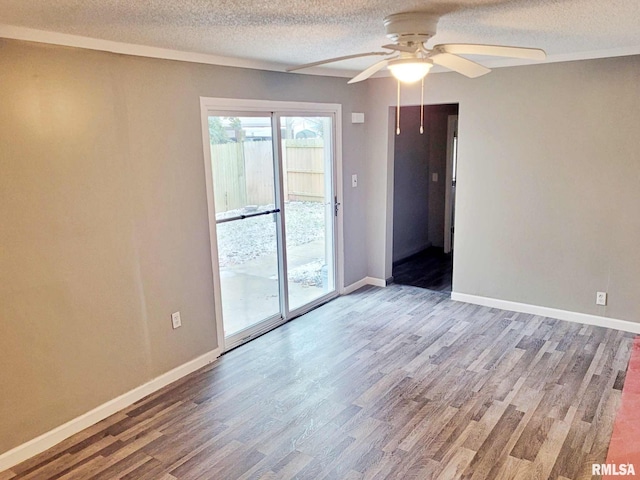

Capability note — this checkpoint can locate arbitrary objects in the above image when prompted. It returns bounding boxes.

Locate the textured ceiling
[1,0,640,75]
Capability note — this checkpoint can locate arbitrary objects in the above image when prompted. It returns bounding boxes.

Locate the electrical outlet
[352,174,358,188]
[171,311,182,329]
[596,292,607,306]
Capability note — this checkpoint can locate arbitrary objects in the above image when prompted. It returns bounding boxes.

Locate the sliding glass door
[279,116,335,311]
[202,102,340,350]
[208,115,282,340]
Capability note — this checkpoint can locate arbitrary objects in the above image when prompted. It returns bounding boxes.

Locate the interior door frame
[200,97,344,352]
[444,114,458,254]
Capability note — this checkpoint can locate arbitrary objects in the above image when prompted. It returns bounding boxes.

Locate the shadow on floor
[392,247,453,294]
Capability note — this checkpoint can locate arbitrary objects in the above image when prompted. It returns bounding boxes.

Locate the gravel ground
[288,259,324,287]
[216,201,325,274]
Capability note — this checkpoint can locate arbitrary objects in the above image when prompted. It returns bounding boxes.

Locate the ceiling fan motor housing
[384,12,439,44]
[287,10,545,83]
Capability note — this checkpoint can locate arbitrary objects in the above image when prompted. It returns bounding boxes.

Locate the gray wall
[0,39,368,454]
[3,36,640,458]
[366,55,640,324]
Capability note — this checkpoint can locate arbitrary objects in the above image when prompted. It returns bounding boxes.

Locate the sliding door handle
[216,208,280,224]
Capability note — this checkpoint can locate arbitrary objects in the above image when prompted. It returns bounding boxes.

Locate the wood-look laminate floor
[3,285,633,480]
[392,248,453,294]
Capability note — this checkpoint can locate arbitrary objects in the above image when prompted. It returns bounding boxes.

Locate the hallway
[392,247,453,294]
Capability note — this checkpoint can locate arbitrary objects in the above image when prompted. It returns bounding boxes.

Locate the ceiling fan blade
[430,52,491,78]
[286,52,390,72]
[434,44,546,60]
[348,58,392,84]
[381,44,419,53]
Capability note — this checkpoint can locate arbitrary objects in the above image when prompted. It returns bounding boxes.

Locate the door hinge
[334,196,341,217]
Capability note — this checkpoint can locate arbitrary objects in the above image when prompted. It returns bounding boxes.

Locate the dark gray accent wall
[392,106,430,262]
[392,104,458,263]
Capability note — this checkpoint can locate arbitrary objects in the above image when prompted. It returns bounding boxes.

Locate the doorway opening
[391,104,458,294]
[201,99,342,351]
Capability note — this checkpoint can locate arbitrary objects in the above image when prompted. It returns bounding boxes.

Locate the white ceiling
[1,0,640,76]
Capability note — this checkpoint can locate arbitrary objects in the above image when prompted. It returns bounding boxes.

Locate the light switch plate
[171,311,182,329]
[351,113,365,124]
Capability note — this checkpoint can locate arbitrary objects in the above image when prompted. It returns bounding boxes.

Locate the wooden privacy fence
[211,139,326,212]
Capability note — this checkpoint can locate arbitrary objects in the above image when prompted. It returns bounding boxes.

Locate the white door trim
[444,115,458,254]
[199,98,344,351]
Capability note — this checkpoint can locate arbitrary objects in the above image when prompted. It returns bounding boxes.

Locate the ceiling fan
[286,11,547,84]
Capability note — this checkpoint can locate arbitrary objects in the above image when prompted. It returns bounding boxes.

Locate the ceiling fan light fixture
[388,58,432,83]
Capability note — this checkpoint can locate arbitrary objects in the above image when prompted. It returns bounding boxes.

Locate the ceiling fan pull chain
[420,76,424,134]
[396,80,401,135]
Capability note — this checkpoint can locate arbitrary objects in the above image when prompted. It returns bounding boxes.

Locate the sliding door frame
[200,97,344,352]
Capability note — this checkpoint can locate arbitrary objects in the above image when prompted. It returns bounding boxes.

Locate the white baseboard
[451,292,640,334]
[0,348,222,472]
[342,276,387,294]
[365,277,387,288]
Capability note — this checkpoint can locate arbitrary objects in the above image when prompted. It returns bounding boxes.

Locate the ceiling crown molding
[2,24,640,79]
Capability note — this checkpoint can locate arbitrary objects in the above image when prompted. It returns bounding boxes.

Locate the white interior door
[444,115,458,254]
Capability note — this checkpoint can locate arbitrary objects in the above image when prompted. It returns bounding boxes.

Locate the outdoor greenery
[208,116,243,144]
